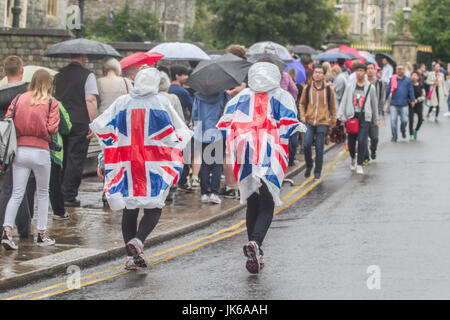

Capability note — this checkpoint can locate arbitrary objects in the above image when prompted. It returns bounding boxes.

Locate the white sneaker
[201,194,210,203]
[191,176,200,187]
[350,158,356,171]
[36,232,56,246]
[356,165,364,175]
[209,194,222,204]
[1,229,18,250]
[444,112,450,117]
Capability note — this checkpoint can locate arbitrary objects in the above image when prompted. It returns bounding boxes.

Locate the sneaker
[304,166,313,178]
[220,188,236,199]
[126,238,147,268]
[391,137,397,143]
[314,172,321,181]
[125,256,138,270]
[362,159,370,166]
[1,229,18,250]
[191,176,200,187]
[371,151,376,160]
[350,158,356,171]
[36,232,56,246]
[356,165,364,175]
[201,194,210,203]
[410,134,415,141]
[178,184,195,193]
[53,212,70,221]
[402,131,406,139]
[209,194,222,204]
[243,241,262,274]
[444,112,450,117]
[64,199,81,207]
[413,131,418,140]
[435,117,438,123]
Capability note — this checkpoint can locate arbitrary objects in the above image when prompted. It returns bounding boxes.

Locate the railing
[351,43,432,53]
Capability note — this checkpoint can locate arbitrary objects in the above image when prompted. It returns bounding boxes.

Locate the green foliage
[339,14,351,33]
[85,1,162,42]
[409,0,450,62]
[184,0,221,48]
[203,0,336,48]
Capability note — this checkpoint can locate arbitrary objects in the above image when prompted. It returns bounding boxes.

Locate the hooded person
[90,68,193,270]
[217,62,306,274]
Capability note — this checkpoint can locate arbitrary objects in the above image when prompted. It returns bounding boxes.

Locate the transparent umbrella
[248,41,292,62]
[149,42,211,61]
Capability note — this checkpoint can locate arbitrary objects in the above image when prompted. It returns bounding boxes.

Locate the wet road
[3,115,450,300]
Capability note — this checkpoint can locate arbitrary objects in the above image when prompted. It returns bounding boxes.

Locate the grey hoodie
[337,80,379,124]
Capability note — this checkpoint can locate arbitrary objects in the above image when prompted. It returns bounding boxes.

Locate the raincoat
[90,68,193,211]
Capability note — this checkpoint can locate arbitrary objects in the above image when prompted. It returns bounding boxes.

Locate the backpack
[0,94,21,174]
[304,84,331,112]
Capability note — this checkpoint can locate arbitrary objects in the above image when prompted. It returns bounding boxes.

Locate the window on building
[47,0,58,16]
[387,23,395,35]
[388,2,395,15]
[161,0,166,19]
[152,0,157,12]
[6,0,14,26]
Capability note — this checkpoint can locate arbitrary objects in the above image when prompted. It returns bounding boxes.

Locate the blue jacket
[169,84,193,119]
[386,76,415,107]
[192,91,230,143]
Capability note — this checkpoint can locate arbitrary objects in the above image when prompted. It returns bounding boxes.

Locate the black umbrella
[247,53,286,73]
[375,53,397,70]
[292,45,317,55]
[44,38,121,60]
[185,53,253,96]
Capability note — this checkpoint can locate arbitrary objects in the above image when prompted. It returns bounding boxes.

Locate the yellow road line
[7,148,347,300]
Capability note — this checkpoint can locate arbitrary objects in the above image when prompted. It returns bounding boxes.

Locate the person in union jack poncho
[90,68,193,270]
[217,62,306,274]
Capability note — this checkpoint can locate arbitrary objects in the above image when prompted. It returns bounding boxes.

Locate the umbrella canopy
[375,53,397,70]
[149,42,211,61]
[291,45,317,56]
[44,38,121,60]
[313,52,352,62]
[0,65,58,86]
[120,52,163,71]
[248,41,292,62]
[284,58,307,84]
[247,53,286,73]
[185,53,253,96]
[358,50,375,63]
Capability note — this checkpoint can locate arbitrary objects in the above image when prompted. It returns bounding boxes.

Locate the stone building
[340,0,419,45]
[0,0,196,40]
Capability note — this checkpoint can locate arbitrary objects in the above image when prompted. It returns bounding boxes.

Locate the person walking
[364,62,384,163]
[192,91,229,205]
[409,71,425,140]
[386,65,415,142]
[299,64,337,180]
[332,65,348,108]
[54,54,98,207]
[338,63,379,175]
[1,70,60,250]
[426,63,448,122]
[0,56,34,239]
[217,62,305,274]
[92,68,192,270]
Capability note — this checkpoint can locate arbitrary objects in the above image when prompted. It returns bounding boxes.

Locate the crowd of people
[0,44,449,274]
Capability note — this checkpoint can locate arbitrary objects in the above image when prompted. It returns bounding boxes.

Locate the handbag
[0,94,21,173]
[346,85,371,135]
[48,98,62,152]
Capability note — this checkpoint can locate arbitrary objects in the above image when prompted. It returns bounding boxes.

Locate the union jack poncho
[217,62,306,205]
[90,68,193,211]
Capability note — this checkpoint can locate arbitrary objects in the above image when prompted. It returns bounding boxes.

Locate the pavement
[0,142,337,292]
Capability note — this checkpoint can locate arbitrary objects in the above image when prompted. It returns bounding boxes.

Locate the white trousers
[3,146,51,232]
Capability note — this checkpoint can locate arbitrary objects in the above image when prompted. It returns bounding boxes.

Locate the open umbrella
[291,45,317,56]
[120,52,163,71]
[375,53,397,70]
[284,58,306,84]
[358,50,375,63]
[186,53,252,96]
[248,41,292,62]
[0,66,58,86]
[149,42,211,61]
[44,38,121,60]
[313,52,352,62]
[247,53,286,72]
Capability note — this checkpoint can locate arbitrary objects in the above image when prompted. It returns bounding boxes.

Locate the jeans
[288,132,300,166]
[4,147,51,231]
[303,123,328,174]
[348,121,370,165]
[365,124,379,160]
[50,161,66,216]
[200,141,223,195]
[246,182,275,248]
[390,105,409,140]
[409,103,423,135]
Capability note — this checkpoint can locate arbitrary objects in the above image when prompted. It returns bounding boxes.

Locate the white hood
[130,67,161,98]
[248,62,281,93]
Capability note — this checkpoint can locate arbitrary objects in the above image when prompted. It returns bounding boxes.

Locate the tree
[85,1,162,42]
[409,0,450,62]
[205,0,336,48]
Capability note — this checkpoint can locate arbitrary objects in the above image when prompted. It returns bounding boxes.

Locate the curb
[0,143,339,293]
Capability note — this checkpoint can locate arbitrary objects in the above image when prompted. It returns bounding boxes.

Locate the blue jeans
[200,142,223,195]
[303,123,328,174]
[348,121,370,165]
[390,105,409,140]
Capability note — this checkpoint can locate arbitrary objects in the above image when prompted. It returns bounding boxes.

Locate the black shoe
[402,131,406,139]
[64,199,81,207]
[102,192,107,205]
[166,193,173,202]
[371,151,376,160]
[178,184,195,193]
[314,172,321,181]
[304,166,313,178]
[221,188,236,199]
